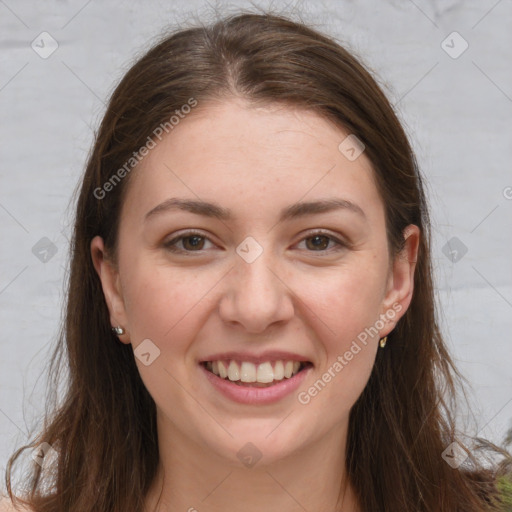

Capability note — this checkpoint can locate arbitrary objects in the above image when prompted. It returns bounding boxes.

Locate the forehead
[121,98,383,226]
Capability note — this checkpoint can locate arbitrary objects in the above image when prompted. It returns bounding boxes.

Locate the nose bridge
[219,237,294,331]
[237,248,276,296]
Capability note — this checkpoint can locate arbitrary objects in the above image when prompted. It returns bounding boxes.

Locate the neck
[144,411,361,512]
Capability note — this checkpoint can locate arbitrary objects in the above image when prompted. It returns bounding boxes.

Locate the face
[92,98,419,467]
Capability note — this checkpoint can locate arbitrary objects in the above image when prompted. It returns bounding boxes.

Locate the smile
[203,360,311,386]
[200,359,313,404]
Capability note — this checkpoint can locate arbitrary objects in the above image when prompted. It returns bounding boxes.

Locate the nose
[218,249,295,334]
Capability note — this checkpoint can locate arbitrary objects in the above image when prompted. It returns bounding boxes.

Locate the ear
[90,236,130,344]
[379,224,420,337]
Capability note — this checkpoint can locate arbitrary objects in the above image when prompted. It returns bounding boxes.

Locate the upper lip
[199,351,312,365]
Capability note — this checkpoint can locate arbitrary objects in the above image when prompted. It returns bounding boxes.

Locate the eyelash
[163,230,347,256]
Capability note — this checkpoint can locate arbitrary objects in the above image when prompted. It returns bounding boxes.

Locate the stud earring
[111,326,125,336]
[379,336,388,348]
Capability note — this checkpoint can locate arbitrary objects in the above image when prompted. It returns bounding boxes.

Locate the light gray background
[1,0,511,485]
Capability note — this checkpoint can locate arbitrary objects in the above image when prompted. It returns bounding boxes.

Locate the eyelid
[295,229,348,252]
[163,230,216,253]
[163,229,348,255]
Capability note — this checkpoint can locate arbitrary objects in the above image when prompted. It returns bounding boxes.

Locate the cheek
[295,297,378,423]
[297,261,386,343]
[120,264,214,405]
[307,347,376,418]
[293,262,382,405]
[121,258,218,342]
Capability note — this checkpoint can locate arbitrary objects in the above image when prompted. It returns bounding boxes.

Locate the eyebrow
[144,197,367,223]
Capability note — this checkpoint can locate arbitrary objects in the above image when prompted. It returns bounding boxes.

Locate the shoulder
[0,496,32,512]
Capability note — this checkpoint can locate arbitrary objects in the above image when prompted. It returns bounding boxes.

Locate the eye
[163,230,347,255]
[164,231,214,254]
[295,231,346,253]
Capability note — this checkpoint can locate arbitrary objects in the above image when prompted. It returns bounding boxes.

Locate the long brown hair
[5,10,511,512]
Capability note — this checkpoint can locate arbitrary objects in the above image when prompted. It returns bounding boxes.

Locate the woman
[3,11,511,512]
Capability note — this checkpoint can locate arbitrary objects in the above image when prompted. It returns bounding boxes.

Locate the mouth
[200,359,313,388]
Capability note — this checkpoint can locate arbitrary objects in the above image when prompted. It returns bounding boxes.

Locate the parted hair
[5,10,511,512]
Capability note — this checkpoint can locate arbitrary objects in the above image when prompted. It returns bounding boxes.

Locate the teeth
[256,362,274,383]
[273,360,284,380]
[206,359,305,383]
[284,361,294,378]
[228,360,240,381]
[240,362,256,382]
[218,360,228,379]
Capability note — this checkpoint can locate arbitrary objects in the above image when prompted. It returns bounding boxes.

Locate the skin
[91,97,419,512]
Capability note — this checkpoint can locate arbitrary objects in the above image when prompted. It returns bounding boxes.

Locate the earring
[111,326,125,336]
[379,336,388,348]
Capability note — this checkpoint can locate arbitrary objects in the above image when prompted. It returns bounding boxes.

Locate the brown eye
[181,235,206,251]
[305,235,330,251]
[164,231,213,254]
[297,231,346,254]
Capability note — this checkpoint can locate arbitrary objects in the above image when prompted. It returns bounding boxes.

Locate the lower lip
[200,363,312,405]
